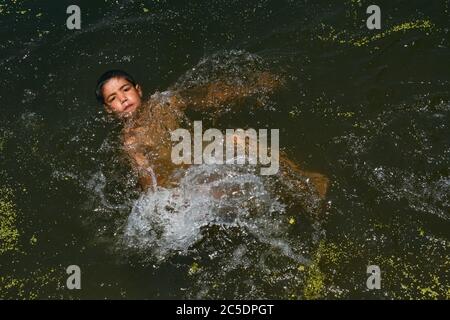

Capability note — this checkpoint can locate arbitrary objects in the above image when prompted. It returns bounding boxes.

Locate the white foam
[122,162,309,261]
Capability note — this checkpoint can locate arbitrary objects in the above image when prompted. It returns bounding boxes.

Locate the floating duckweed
[303,262,325,299]
[337,112,355,118]
[381,253,449,300]
[299,223,449,300]
[353,20,434,47]
[303,241,327,299]
[318,20,434,47]
[418,227,425,237]
[0,1,36,16]
[0,187,20,255]
[288,110,297,118]
[30,235,38,245]
[188,262,201,276]
[0,276,25,293]
[0,269,61,300]
[418,287,439,299]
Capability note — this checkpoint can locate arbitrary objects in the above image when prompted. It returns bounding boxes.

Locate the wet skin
[102,77,143,118]
[101,73,329,212]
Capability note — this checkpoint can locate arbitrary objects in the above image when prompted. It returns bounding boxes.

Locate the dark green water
[0,0,449,299]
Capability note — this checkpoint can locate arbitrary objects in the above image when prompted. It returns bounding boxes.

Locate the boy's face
[102,77,143,118]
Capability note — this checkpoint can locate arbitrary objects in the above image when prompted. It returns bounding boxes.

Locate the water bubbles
[22,89,36,104]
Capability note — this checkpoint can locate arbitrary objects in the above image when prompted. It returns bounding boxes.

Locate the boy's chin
[119,108,139,119]
[119,111,133,119]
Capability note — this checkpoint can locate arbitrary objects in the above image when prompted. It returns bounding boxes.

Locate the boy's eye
[124,86,130,91]
[108,96,116,103]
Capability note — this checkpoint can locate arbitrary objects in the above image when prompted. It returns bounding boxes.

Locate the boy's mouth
[123,103,134,111]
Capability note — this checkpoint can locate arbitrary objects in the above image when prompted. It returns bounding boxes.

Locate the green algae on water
[317,20,434,47]
[0,187,20,255]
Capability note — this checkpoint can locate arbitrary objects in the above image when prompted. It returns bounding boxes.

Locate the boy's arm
[131,150,154,191]
[122,125,178,191]
[176,71,283,112]
[123,133,154,192]
[279,155,329,199]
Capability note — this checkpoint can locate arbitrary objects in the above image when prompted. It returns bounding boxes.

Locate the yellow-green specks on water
[0,183,62,299]
[418,227,425,237]
[0,268,62,300]
[188,262,201,276]
[0,187,20,255]
[303,225,450,300]
[304,262,325,299]
[337,112,355,118]
[318,19,434,47]
[354,20,433,47]
[30,235,38,245]
[303,241,327,299]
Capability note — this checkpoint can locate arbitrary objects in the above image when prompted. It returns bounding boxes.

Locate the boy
[95,69,328,207]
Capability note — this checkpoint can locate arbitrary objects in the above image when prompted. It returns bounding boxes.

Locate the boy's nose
[118,93,127,103]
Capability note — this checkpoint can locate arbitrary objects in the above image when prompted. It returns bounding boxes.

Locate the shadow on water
[0,0,449,299]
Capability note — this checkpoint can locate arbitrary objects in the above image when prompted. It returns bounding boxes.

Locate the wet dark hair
[95,69,137,104]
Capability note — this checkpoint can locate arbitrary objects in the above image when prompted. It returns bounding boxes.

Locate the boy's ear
[136,84,143,97]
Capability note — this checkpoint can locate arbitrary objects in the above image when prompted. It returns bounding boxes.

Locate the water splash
[171,49,268,90]
[122,161,311,264]
[144,166,158,192]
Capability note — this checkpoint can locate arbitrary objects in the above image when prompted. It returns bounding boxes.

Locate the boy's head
[95,70,143,118]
